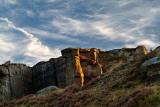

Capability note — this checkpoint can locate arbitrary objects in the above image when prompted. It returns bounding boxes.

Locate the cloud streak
[51,15,159,49]
[0,17,61,65]
[0,0,160,64]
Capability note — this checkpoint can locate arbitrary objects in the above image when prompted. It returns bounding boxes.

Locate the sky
[0,0,160,66]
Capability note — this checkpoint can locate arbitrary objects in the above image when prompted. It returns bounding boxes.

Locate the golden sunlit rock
[74,48,103,86]
[75,56,84,87]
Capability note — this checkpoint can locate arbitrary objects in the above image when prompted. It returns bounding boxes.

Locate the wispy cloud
[7,0,17,4]
[50,16,115,39]
[23,27,81,43]
[49,0,160,49]
[0,17,61,65]
[47,0,62,3]
[0,0,160,65]
[0,0,17,5]
[0,37,15,52]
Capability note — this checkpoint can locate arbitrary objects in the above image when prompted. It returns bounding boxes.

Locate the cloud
[49,0,160,48]
[6,0,17,4]
[0,0,160,65]
[23,27,81,43]
[0,34,16,64]
[0,0,17,5]
[0,17,61,65]
[25,38,61,61]
[47,0,62,3]
[26,10,35,17]
[52,17,87,35]
[0,37,15,52]
[125,39,159,49]
[51,16,139,41]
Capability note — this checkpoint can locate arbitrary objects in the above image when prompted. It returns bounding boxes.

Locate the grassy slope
[0,60,160,107]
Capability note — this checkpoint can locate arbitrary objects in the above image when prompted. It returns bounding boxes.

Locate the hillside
[0,46,160,107]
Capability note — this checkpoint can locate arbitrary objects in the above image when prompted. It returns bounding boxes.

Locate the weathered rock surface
[0,45,155,101]
[0,63,32,101]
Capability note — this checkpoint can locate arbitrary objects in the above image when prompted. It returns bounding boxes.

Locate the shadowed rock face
[0,45,149,101]
[0,63,32,101]
[32,57,70,92]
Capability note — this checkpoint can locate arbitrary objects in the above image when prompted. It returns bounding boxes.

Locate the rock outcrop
[0,63,32,101]
[0,45,151,101]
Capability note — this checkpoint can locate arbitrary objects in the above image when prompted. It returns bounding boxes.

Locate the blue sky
[0,0,160,66]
